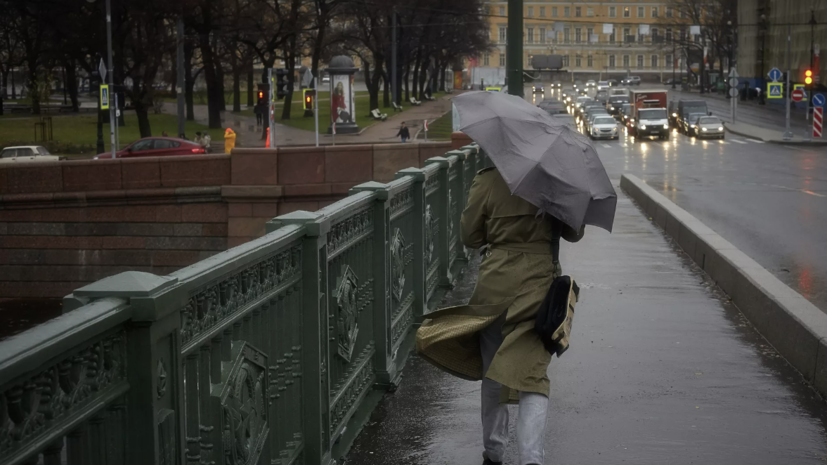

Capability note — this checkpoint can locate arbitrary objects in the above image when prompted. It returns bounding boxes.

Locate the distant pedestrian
[396,122,411,143]
[193,131,203,146]
[161,131,168,137]
[202,132,212,152]
[224,128,236,154]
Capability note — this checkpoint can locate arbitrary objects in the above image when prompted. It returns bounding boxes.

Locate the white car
[586,80,597,88]
[0,146,65,164]
[589,116,619,140]
[597,80,610,90]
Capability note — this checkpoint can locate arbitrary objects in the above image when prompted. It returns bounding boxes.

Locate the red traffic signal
[303,89,315,110]
[258,90,265,100]
[805,69,814,85]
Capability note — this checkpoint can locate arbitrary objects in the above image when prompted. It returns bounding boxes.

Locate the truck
[629,89,670,140]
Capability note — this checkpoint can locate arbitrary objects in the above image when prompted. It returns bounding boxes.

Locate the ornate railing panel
[1,144,480,465]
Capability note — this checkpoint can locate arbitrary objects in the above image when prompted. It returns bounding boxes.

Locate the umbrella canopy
[454,91,617,232]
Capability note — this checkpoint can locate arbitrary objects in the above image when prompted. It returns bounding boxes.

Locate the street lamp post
[87,0,116,156]
[759,14,767,105]
[672,42,676,89]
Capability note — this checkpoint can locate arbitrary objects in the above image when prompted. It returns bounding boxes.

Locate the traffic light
[257,90,264,100]
[303,89,316,110]
[805,69,814,85]
[275,68,289,100]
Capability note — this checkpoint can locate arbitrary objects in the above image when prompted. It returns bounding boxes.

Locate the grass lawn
[424,110,453,141]
[0,113,210,154]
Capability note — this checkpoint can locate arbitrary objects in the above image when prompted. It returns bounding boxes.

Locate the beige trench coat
[416,168,582,401]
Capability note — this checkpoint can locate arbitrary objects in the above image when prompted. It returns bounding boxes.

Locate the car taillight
[192,148,205,154]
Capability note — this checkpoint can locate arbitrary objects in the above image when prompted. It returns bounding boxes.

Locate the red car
[93,137,206,159]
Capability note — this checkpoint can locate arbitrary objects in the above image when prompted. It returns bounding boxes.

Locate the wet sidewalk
[344,189,827,464]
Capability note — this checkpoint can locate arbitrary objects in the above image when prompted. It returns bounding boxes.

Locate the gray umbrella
[454,91,617,232]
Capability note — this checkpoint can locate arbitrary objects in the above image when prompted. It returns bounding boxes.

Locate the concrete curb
[620,174,827,397]
[723,123,827,146]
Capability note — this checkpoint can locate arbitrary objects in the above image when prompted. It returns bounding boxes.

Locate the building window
[680,27,686,42]
[552,7,557,17]
[666,53,673,68]
[652,7,659,18]
[587,54,593,67]
[500,53,506,67]
[666,28,673,42]
[609,55,616,68]
[564,28,570,43]
[652,27,659,42]
[638,6,645,18]
[666,6,673,18]
[637,55,644,69]
[680,8,686,19]
[484,54,490,66]
[499,27,507,43]
[562,55,569,67]
[651,55,658,68]
[527,28,534,44]
[624,27,631,43]
[623,55,630,68]
[623,7,631,18]
[499,6,504,16]
[527,7,534,17]
[575,7,581,17]
[540,7,545,17]
[609,6,616,18]
[575,28,581,43]
[564,7,570,17]
[576,55,582,67]
[587,28,594,43]
[639,28,646,43]
[540,28,546,43]
[610,28,616,43]
[587,7,594,17]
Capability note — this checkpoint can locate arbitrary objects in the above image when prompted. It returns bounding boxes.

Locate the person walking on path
[193,131,203,146]
[396,122,410,142]
[417,167,584,465]
[201,132,211,153]
[223,128,236,154]
[254,101,265,126]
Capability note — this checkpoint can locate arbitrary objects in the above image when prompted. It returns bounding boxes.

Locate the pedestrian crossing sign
[767,82,783,99]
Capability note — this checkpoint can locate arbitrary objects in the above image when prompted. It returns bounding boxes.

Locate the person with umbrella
[417,91,616,465]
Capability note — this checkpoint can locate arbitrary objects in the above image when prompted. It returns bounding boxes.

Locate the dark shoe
[482,459,502,465]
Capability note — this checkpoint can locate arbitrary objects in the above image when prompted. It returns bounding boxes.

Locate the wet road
[536,89,827,313]
[345,192,827,464]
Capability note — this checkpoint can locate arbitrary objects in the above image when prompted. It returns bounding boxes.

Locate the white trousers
[480,316,549,465]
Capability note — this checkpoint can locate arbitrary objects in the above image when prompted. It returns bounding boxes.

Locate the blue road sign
[814,93,826,108]
[100,85,110,110]
[767,82,783,99]
[768,67,782,82]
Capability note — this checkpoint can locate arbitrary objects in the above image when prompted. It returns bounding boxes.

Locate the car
[589,115,619,140]
[577,101,601,122]
[607,96,629,116]
[532,83,545,94]
[585,110,610,133]
[628,76,641,86]
[540,102,567,115]
[594,90,609,104]
[597,81,610,90]
[552,114,576,128]
[322,74,330,84]
[681,112,707,136]
[619,103,633,125]
[580,103,607,125]
[573,80,583,89]
[94,137,207,159]
[632,108,671,140]
[574,96,593,114]
[551,81,562,89]
[694,116,725,139]
[0,145,66,163]
[607,79,619,87]
[586,80,597,88]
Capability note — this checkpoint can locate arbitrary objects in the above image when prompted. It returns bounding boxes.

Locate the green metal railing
[0,145,485,465]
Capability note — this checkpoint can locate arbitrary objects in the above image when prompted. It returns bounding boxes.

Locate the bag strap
[551,218,563,275]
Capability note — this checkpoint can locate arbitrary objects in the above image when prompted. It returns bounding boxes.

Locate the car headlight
[93,156,100,160]
[610,106,615,110]
[663,124,669,129]
[612,127,618,132]
[718,126,724,131]
[690,124,696,128]
[640,124,647,129]
[701,127,708,132]
[672,112,677,117]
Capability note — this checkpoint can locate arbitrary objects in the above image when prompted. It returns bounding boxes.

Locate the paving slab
[343,189,827,465]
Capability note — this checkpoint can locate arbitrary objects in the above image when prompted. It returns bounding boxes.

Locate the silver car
[695,116,725,139]
[589,116,619,140]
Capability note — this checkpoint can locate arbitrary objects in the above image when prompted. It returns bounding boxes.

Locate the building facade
[481,0,691,82]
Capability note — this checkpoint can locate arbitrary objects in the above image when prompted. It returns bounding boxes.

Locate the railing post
[349,181,399,389]
[267,212,335,465]
[67,272,183,465]
[395,168,427,323]
[445,150,467,265]
[424,157,453,287]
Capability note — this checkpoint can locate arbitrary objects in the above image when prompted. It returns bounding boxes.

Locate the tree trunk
[411,51,421,100]
[403,64,410,101]
[185,40,195,121]
[198,33,222,129]
[216,60,226,112]
[27,67,40,114]
[134,100,152,137]
[439,62,447,92]
[246,64,254,107]
[232,67,241,112]
[383,73,390,107]
[281,51,296,120]
[65,62,80,111]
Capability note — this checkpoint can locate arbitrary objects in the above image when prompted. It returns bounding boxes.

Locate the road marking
[745,138,765,143]
[719,141,729,144]
[731,139,748,144]
[602,143,611,148]
[768,184,826,198]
